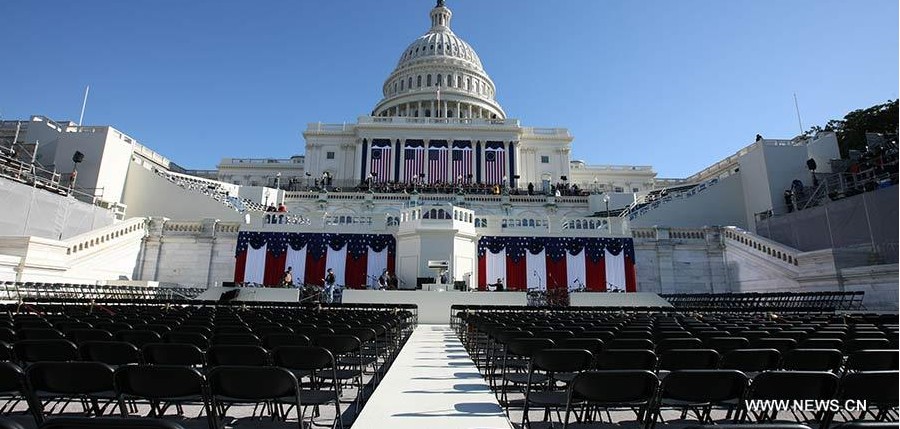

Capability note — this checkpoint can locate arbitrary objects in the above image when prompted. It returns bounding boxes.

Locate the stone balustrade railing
[721,226,800,266]
[67,217,147,256]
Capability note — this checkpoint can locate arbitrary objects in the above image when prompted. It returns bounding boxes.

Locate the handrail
[721,226,800,267]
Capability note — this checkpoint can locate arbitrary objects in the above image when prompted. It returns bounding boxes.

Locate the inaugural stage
[343,289,527,324]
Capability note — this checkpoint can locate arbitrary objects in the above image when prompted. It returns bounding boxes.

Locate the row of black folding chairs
[0,353,346,429]
[660,292,866,311]
[513,359,896,429]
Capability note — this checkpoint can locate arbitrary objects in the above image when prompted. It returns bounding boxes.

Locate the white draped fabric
[285,246,307,286]
[326,245,348,287]
[244,244,267,284]
[485,249,506,288]
[366,248,388,288]
[525,249,547,290]
[604,248,626,292]
[566,249,587,290]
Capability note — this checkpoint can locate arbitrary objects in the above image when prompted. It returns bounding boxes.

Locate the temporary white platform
[569,291,673,307]
[342,290,527,324]
[354,325,513,429]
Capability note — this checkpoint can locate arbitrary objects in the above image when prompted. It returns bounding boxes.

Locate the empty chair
[845,350,899,371]
[650,370,748,427]
[26,361,117,423]
[744,371,839,423]
[170,326,212,338]
[206,345,269,367]
[751,338,797,352]
[13,339,78,364]
[705,337,749,354]
[94,322,133,334]
[113,365,214,428]
[798,338,843,350]
[0,329,15,344]
[271,346,343,429]
[79,341,141,367]
[0,362,38,422]
[596,349,658,370]
[492,338,554,407]
[563,370,659,427]
[141,343,204,367]
[315,334,367,406]
[845,338,892,353]
[719,349,781,375]
[656,337,703,352]
[658,349,720,372]
[263,333,311,350]
[608,339,654,350]
[781,349,842,372]
[66,329,114,344]
[116,330,162,349]
[521,348,594,428]
[163,331,209,350]
[211,333,261,346]
[16,329,64,341]
[836,371,899,423]
[207,366,302,428]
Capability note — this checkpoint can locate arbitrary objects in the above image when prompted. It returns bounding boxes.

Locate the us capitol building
[214,0,658,198]
[0,0,894,310]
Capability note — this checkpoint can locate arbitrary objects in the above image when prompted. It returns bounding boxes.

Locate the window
[633,187,639,193]
[614,186,624,192]
[417,76,422,87]
[326,152,335,160]
[540,156,550,164]
[427,75,432,86]
[408,77,412,89]
[400,80,404,91]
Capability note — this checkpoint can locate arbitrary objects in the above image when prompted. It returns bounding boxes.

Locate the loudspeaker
[416,277,434,290]
[806,158,817,171]
[72,151,84,164]
[218,289,240,302]
[221,281,237,287]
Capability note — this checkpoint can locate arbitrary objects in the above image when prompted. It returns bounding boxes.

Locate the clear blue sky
[2,0,897,177]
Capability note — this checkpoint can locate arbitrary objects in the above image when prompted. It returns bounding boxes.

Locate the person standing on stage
[282,267,293,288]
[323,268,336,303]
[378,269,389,290]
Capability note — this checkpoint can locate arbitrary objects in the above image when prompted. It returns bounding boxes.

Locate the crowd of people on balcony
[278,176,589,197]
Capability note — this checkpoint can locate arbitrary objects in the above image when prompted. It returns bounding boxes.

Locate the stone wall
[135,218,239,287]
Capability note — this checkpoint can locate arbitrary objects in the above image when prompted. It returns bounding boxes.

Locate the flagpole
[78,85,90,126]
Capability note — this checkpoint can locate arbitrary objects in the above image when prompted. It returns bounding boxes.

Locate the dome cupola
[372,0,505,119]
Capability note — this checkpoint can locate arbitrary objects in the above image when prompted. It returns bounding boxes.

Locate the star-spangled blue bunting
[477,236,635,263]
[236,232,395,259]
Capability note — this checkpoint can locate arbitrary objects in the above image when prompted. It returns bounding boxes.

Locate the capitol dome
[372,0,506,119]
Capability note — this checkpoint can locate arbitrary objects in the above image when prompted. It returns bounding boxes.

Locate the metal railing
[660,291,866,312]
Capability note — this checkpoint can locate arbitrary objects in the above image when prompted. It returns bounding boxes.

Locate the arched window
[466,77,471,90]
[426,75,432,86]
[408,77,412,89]
[417,75,422,87]
[400,80,404,91]
[393,82,398,93]
[437,74,443,86]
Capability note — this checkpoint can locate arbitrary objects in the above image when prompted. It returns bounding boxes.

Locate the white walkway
[354,325,513,429]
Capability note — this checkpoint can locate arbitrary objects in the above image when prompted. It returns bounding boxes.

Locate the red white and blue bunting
[234,232,395,288]
[477,236,636,292]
